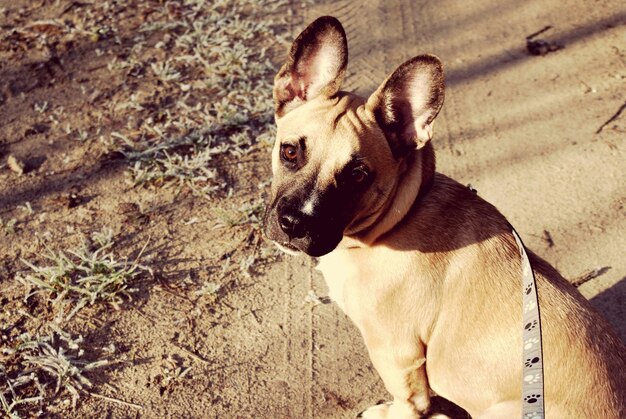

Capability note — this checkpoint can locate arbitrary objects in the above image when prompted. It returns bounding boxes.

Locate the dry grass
[0,0,291,416]
[112,0,289,196]
[1,327,111,418]
[18,229,152,323]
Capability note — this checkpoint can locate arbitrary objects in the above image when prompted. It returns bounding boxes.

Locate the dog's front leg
[359,340,431,419]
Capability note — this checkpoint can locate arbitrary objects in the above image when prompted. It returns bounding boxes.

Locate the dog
[263,16,626,418]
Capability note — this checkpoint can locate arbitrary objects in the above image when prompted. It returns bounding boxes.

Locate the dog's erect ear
[366,55,444,158]
[273,16,348,117]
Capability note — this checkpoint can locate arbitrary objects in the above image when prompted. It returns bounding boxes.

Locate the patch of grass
[0,218,18,235]
[213,197,265,228]
[150,61,182,83]
[110,0,289,195]
[122,129,228,196]
[18,229,152,322]
[194,281,221,298]
[0,327,110,418]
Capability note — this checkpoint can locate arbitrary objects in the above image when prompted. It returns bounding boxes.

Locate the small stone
[7,155,24,175]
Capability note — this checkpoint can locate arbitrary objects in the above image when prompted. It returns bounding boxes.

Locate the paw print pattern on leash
[524,319,538,331]
[524,300,537,314]
[513,229,544,418]
[525,356,540,368]
[525,283,533,295]
[524,394,541,404]
[524,337,539,350]
[524,373,541,384]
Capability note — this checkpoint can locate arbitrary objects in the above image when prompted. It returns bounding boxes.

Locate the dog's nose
[279,212,306,238]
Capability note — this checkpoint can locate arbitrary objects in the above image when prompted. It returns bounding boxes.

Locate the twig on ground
[526,26,553,40]
[572,266,611,287]
[596,101,626,134]
[171,343,212,365]
[88,392,143,410]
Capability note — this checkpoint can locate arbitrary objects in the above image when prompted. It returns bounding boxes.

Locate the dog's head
[264,16,444,257]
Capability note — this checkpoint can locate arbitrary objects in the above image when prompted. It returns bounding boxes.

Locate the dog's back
[393,174,626,418]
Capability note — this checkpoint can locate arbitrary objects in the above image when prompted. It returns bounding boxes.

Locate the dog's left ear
[366,55,445,158]
[273,16,348,117]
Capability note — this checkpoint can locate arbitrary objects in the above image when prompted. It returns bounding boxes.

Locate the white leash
[512,228,545,419]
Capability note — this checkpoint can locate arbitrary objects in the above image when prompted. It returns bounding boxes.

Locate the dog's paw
[357,401,391,418]
[357,401,421,419]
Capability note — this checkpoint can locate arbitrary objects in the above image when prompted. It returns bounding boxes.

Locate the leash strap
[512,229,545,419]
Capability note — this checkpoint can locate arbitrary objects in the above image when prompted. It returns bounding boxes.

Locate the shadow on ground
[590,277,626,343]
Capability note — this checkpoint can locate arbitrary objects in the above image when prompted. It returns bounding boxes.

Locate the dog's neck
[342,142,435,247]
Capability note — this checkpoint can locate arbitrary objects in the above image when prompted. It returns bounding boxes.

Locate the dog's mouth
[270,233,341,257]
[274,241,302,256]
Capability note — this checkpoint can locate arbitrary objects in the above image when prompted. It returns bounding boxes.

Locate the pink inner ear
[400,75,436,145]
[275,72,306,104]
[294,50,321,100]
[275,22,348,115]
[284,59,317,101]
[297,70,311,100]
[394,97,417,142]
[287,75,307,101]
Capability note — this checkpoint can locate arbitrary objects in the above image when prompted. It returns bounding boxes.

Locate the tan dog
[263,16,626,418]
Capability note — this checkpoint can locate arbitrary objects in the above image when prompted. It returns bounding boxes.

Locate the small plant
[151,61,181,83]
[18,230,152,322]
[213,197,265,228]
[124,129,233,196]
[33,102,48,114]
[17,202,33,216]
[194,281,221,297]
[130,148,222,195]
[1,328,110,417]
[1,218,18,235]
[162,364,192,389]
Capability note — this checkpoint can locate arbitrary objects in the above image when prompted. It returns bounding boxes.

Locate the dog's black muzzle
[264,193,345,257]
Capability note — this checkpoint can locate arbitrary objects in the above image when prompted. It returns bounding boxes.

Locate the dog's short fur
[264,16,626,418]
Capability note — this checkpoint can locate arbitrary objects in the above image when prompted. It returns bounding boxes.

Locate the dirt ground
[0,0,624,418]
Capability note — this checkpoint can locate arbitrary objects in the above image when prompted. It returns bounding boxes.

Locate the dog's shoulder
[381,173,512,254]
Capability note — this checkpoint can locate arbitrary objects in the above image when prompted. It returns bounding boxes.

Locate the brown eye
[281,144,298,163]
[351,168,368,183]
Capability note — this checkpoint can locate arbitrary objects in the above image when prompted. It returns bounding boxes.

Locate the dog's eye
[281,144,298,163]
[351,168,368,183]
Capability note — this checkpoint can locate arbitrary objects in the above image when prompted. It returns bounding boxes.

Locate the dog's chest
[315,251,359,312]
[315,248,395,326]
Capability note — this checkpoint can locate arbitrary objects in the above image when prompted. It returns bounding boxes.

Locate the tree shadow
[1,3,622,216]
[446,11,626,87]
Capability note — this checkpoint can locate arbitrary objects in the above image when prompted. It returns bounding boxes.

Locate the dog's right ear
[273,16,348,118]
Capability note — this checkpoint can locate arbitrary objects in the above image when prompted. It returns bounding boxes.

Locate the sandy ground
[0,0,624,418]
[268,1,626,417]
